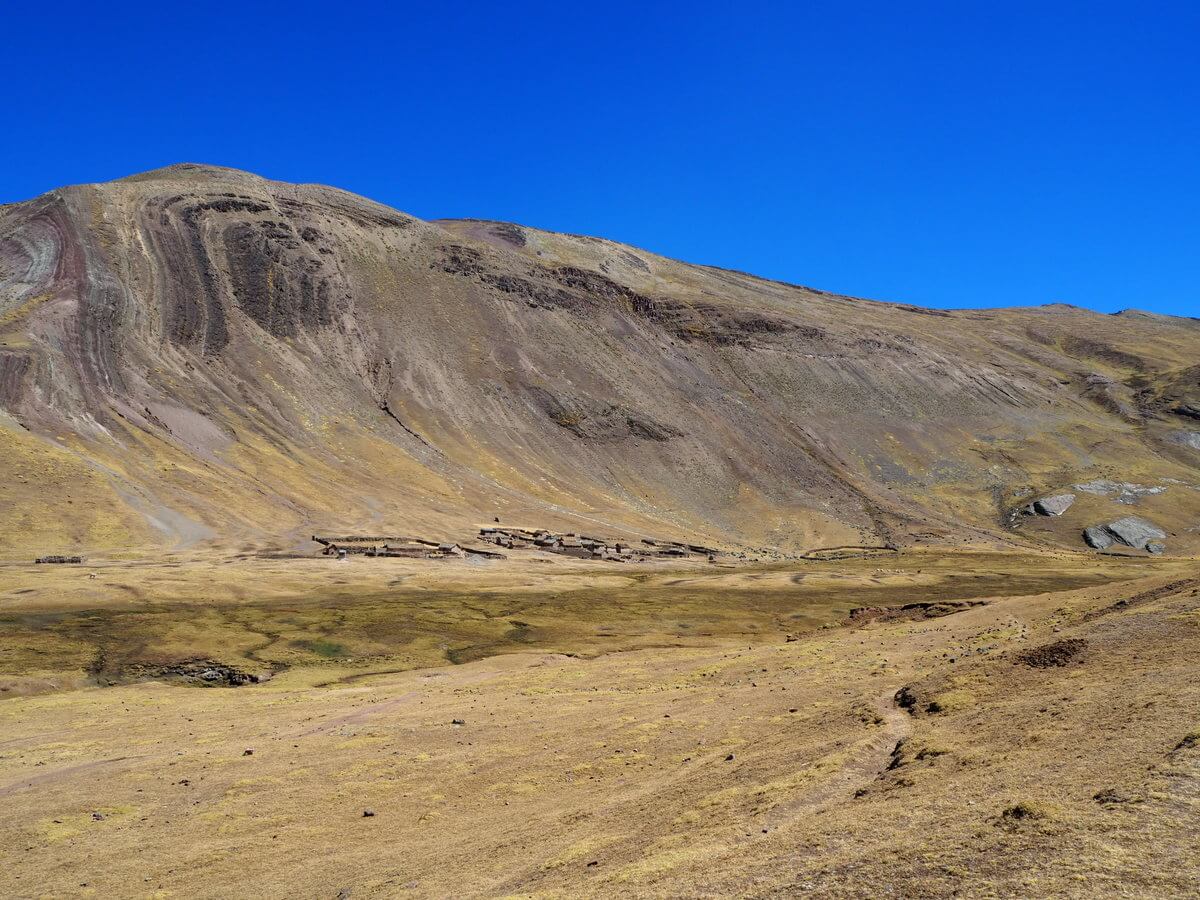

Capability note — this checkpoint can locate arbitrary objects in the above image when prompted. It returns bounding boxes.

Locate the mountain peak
[116,162,268,185]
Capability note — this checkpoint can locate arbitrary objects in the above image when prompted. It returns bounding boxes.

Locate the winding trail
[763,687,912,827]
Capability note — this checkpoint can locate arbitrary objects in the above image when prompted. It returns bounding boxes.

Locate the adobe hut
[462,546,507,560]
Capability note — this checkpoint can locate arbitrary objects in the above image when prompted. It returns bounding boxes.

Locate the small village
[312,526,723,563]
[477,525,721,561]
[311,535,506,560]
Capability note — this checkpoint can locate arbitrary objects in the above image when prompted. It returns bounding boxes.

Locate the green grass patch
[297,639,347,658]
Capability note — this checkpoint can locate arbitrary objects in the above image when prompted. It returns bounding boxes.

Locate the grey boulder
[1033,494,1075,516]
[1103,516,1167,550]
[1083,526,1113,550]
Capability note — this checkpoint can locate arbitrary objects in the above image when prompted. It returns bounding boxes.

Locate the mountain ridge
[7,163,1196,321]
[18,163,1193,321]
[0,165,1196,558]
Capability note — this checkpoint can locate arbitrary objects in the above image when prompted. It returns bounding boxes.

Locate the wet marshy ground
[0,550,1167,695]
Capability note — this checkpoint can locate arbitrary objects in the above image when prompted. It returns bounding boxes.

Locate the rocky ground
[1,551,1198,898]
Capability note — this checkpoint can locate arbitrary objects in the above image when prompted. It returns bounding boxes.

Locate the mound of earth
[1015,638,1088,668]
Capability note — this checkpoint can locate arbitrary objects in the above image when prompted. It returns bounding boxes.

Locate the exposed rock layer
[1,165,1197,554]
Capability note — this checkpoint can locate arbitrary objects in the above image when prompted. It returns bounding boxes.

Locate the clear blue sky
[3,1,1196,316]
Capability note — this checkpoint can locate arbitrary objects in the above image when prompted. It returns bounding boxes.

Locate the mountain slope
[0,164,1196,556]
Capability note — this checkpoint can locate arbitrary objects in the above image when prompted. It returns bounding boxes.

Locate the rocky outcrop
[1074,481,1166,504]
[525,386,679,443]
[1010,492,1076,522]
[1106,516,1167,550]
[1080,373,1140,421]
[1085,516,1167,552]
[1032,494,1075,516]
[1083,526,1113,550]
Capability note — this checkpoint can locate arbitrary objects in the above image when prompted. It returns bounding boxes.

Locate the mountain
[0,163,1196,557]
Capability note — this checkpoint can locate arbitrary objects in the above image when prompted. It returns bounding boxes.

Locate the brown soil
[1015,638,1089,668]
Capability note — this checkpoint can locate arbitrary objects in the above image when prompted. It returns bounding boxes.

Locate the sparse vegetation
[0,164,1198,896]
[1,550,1197,896]
[298,639,348,659]
[926,689,976,714]
[1000,800,1058,824]
[1174,730,1200,751]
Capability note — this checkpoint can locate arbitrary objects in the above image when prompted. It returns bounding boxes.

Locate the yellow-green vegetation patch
[0,426,156,554]
[616,845,712,881]
[926,688,976,714]
[752,745,855,805]
[296,638,348,658]
[229,774,290,791]
[999,799,1061,825]
[541,835,613,870]
[0,291,53,327]
[36,804,137,843]
[0,626,95,677]
[696,785,744,809]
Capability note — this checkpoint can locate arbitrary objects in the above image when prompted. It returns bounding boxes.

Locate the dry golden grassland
[1,549,1198,897]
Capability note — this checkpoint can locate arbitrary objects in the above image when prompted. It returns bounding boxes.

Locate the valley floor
[1,551,1198,897]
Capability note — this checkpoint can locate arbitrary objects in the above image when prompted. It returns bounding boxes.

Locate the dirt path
[763,687,912,827]
[294,652,569,736]
[0,755,141,799]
